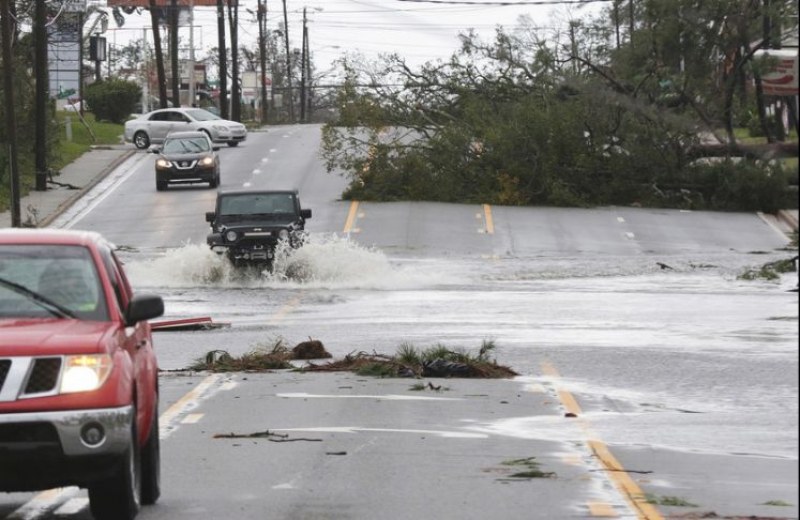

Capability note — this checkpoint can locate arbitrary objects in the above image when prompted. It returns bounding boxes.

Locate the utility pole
[142,28,149,111]
[300,7,307,123]
[216,0,228,119]
[34,0,48,191]
[148,0,168,109]
[2,0,21,226]
[281,0,293,123]
[628,0,634,48]
[188,0,195,106]
[169,0,180,107]
[228,0,240,121]
[257,0,268,124]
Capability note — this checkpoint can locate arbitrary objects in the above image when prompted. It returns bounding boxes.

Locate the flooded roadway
[3,124,796,519]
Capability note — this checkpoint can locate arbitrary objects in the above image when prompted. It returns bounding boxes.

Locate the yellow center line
[268,295,303,325]
[344,200,360,234]
[482,203,494,234]
[540,361,664,520]
[588,502,618,517]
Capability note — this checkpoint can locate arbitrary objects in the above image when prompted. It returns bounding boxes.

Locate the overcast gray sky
[103,0,605,74]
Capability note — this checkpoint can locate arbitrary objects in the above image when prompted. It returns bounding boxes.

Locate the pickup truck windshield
[0,245,109,321]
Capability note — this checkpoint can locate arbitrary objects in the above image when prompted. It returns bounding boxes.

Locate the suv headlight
[199,156,215,166]
[156,158,173,168]
[60,354,113,394]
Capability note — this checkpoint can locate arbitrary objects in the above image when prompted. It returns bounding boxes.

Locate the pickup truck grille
[0,357,63,401]
[25,358,62,394]
[0,360,10,390]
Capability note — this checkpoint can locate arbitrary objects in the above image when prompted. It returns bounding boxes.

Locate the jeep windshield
[218,194,297,217]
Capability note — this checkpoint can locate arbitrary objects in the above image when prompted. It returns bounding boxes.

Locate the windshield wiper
[0,276,77,319]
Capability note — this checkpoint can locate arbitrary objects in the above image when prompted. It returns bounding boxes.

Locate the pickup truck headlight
[60,354,113,394]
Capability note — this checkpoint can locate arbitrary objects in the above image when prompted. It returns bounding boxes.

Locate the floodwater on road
[121,232,799,462]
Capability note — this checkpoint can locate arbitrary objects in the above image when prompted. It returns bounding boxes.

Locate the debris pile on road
[188,338,332,372]
[305,341,518,379]
[187,339,517,378]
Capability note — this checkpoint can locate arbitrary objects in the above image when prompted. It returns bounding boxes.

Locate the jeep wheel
[133,131,150,150]
[141,404,161,505]
[156,180,168,191]
[88,406,141,520]
[227,141,239,147]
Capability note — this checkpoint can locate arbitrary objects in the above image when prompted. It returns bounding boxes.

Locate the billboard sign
[47,13,82,98]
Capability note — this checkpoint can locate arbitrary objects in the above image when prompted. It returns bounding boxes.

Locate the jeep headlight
[277,229,289,240]
[60,354,113,394]
[225,230,238,242]
[155,158,172,168]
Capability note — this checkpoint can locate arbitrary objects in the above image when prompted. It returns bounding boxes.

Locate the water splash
[122,234,458,290]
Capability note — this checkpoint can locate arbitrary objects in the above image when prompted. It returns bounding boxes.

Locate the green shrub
[83,79,141,124]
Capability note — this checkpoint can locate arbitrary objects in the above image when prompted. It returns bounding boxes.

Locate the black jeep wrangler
[206,189,312,268]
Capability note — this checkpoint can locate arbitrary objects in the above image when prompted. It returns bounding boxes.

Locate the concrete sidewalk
[0,144,135,229]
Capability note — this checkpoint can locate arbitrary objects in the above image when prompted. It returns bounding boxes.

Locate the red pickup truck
[0,229,164,520]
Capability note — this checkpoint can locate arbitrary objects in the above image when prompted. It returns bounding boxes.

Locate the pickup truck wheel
[133,131,150,150]
[88,409,141,520]
[141,405,161,505]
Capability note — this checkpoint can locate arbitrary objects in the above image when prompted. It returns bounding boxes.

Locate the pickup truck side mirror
[125,293,164,326]
[300,209,312,219]
[205,211,216,223]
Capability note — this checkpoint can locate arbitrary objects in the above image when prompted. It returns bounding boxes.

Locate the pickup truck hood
[0,318,114,356]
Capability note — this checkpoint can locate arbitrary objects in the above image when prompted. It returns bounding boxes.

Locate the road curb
[39,147,136,228]
[776,209,799,233]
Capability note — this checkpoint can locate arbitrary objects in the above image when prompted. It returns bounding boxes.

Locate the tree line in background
[321,0,799,212]
[2,0,799,216]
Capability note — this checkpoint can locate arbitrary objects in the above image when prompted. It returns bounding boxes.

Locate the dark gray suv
[151,131,220,191]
